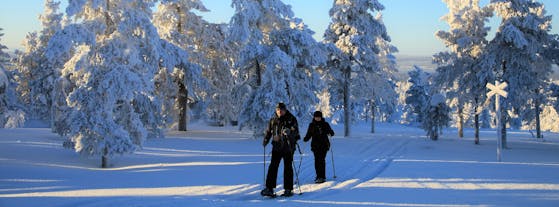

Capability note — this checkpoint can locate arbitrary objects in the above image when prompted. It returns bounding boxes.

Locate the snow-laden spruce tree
[323,0,391,137]
[394,78,413,124]
[552,83,559,115]
[405,66,431,124]
[0,29,9,91]
[545,34,559,64]
[0,28,25,128]
[48,0,189,168]
[367,35,399,133]
[422,94,451,140]
[480,0,555,147]
[0,29,26,128]
[154,0,222,129]
[269,19,327,122]
[228,0,326,135]
[434,0,493,143]
[13,0,63,123]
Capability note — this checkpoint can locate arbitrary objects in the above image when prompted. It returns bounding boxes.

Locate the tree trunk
[101,147,108,168]
[501,111,507,149]
[256,60,261,87]
[535,100,542,139]
[343,66,350,137]
[51,83,56,133]
[371,100,375,134]
[499,61,507,148]
[474,99,480,144]
[458,107,464,138]
[178,82,188,131]
[474,113,480,145]
[176,6,182,32]
[104,0,113,35]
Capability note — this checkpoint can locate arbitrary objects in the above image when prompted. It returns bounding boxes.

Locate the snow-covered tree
[365,35,399,133]
[154,0,220,130]
[228,0,326,135]
[13,0,63,123]
[269,19,327,122]
[48,0,193,167]
[405,66,431,124]
[0,29,26,128]
[545,35,559,64]
[549,83,559,131]
[323,0,391,136]
[0,29,9,71]
[394,78,413,124]
[422,93,451,140]
[481,0,554,147]
[434,0,492,143]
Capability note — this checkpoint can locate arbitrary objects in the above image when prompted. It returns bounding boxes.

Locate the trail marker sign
[487,81,508,162]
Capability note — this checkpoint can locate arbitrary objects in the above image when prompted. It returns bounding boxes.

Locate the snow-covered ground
[1,123,559,207]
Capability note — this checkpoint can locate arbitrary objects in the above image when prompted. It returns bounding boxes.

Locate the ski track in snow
[234,137,413,202]
[297,138,411,200]
[2,124,559,207]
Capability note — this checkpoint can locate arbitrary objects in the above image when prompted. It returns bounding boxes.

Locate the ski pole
[292,157,303,195]
[263,145,267,187]
[296,143,304,182]
[329,136,337,179]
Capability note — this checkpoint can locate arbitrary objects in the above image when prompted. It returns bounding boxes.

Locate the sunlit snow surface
[1,122,558,207]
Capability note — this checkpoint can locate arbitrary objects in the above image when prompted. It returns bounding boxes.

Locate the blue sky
[1,0,558,56]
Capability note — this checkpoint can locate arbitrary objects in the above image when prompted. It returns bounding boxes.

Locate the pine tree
[228,0,326,135]
[323,0,390,137]
[405,66,431,124]
[0,29,8,69]
[434,0,492,143]
[0,29,11,126]
[395,79,413,124]
[49,0,190,167]
[154,0,219,129]
[550,83,559,132]
[422,94,451,140]
[481,0,554,147]
[0,29,26,128]
[366,35,399,133]
[13,0,63,124]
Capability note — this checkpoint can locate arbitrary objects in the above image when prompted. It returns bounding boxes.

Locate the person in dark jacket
[303,111,334,183]
[261,102,300,197]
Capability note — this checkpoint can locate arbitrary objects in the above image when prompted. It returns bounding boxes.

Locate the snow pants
[313,149,328,179]
[266,149,293,190]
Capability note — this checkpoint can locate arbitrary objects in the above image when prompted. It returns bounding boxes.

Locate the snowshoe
[281,189,293,197]
[260,188,276,197]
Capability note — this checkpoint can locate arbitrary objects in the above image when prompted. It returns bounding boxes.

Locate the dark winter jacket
[263,110,300,152]
[303,120,334,152]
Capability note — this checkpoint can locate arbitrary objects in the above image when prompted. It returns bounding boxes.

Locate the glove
[262,138,268,147]
[303,136,310,142]
[282,128,291,136]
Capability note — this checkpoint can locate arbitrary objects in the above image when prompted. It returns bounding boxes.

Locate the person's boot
[315,177,326,184]
[260,188,275,197]
[281,189,293,197]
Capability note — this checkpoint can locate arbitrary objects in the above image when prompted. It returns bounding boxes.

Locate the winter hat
[276,102,287,110]
[313,111,323,117]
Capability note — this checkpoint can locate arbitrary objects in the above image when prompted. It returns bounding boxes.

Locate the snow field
[1,123,559,207]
